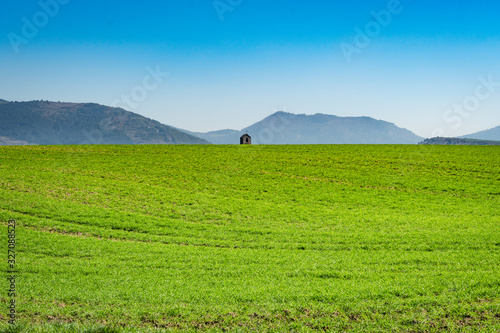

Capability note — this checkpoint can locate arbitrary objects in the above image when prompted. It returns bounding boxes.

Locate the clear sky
[1,0,499,138]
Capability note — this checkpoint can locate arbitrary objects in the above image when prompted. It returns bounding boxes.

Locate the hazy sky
[1,0,499,137]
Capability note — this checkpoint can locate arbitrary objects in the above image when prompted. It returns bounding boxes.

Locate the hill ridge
[0,100,210,145]
[459,126,500,141]
[420,137,500,145]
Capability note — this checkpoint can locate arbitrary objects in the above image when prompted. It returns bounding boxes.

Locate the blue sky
[1,0,499,137]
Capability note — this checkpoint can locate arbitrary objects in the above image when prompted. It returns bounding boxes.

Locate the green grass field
[1,145,499,332]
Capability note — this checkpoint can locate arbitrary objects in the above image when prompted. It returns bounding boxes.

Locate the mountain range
[183,111,424,144]
[459,126,500,141]
[0,99,498,145]
[0,100,208,145]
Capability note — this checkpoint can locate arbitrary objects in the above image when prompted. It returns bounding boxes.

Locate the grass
[0,144,499,332]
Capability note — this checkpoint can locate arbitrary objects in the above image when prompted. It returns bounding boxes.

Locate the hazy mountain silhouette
[0,100,209,145]
[185,111,423,144]
[459,126,500,141]
[9,100,497,146]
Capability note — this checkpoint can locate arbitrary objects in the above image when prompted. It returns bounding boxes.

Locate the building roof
[241,133,251,138]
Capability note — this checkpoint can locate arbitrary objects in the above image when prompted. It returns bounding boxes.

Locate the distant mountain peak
[269,110,296,118]
[183,111,423,145]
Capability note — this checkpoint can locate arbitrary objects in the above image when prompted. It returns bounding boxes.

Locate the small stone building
[240,134,251,145]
